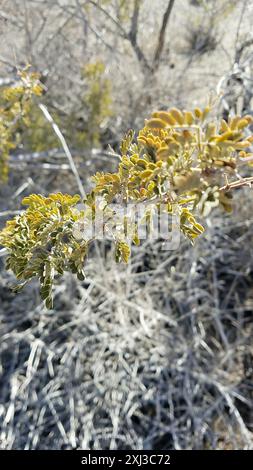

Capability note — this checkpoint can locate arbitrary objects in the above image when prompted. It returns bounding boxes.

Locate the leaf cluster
[0,69,43,181]
[0,193,86,308]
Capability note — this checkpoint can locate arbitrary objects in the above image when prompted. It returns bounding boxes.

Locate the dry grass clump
[0,189,252,450]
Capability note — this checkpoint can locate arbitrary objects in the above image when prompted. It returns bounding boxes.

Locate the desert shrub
[1,96,253,308]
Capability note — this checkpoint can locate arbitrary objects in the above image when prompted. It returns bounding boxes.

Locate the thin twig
[219,176,253,192]
[39,104,86,199]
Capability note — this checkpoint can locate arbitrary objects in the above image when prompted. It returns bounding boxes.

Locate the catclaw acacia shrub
[0,69,43,181]
[1,102,253,308]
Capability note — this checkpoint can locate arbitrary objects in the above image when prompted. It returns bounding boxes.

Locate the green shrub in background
[21,61,112,152]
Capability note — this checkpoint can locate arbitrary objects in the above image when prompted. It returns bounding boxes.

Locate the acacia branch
[219,176,253,192]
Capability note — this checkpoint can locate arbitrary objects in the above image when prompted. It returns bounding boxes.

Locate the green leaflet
[115,241,131,263]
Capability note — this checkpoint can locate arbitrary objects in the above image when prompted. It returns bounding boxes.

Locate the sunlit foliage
[1,102,253,307]
[0,69,42,180]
